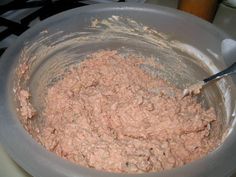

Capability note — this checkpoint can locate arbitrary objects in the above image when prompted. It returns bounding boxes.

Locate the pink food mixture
[17,50,219,173]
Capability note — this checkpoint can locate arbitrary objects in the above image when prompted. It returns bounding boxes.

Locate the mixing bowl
[0,3,236,177]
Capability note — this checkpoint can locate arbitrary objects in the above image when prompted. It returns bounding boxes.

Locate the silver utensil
[183,62,236,97]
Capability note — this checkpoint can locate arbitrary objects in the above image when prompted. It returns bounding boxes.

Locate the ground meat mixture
[18,50,219,173]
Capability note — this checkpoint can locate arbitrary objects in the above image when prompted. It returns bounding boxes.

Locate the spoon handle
[203,62,236,83]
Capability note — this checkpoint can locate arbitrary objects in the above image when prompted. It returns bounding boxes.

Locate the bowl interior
[14,16,228,152]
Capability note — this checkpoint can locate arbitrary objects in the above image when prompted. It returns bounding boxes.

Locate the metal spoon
[183,62,236,97]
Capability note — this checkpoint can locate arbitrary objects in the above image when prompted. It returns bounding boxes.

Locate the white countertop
[0,145,30,177]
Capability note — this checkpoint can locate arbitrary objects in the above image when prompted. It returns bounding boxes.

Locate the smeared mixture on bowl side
[17,50,219,173]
